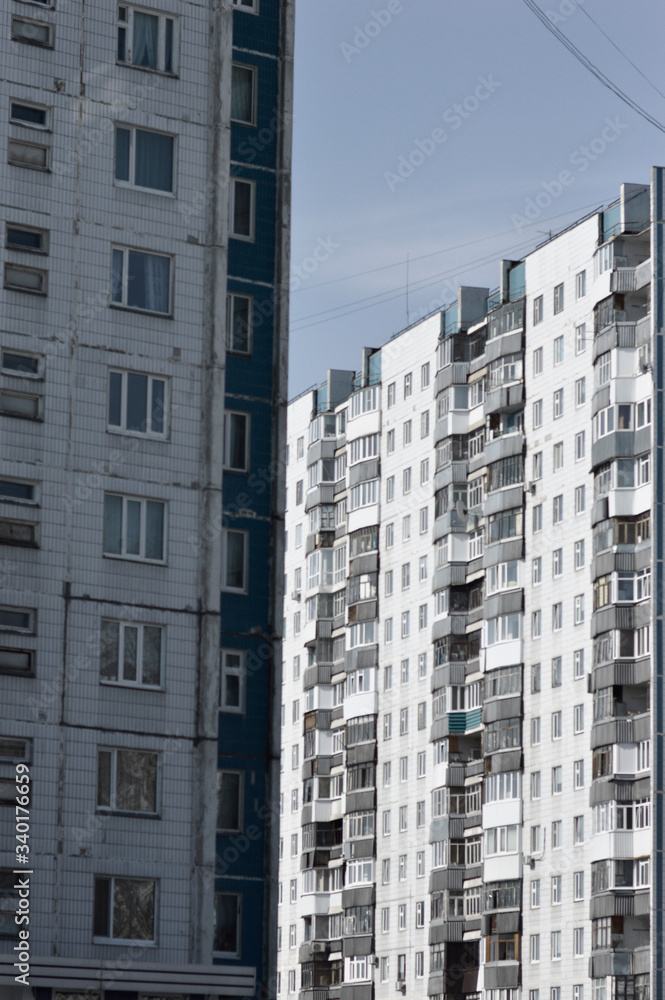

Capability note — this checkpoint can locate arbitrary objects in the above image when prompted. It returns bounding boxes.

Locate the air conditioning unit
[311,942,326,954]
[395,982,406,995]
[291,590,301,602]
[523,855,536,870]
[528,481,537,495]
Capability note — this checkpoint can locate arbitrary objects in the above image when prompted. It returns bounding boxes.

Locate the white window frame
[224,411,251,472]
[97,747,159,815]
[227,292,253,355]
[93,876,157,943]
[116,4,179,74]
[230,178,256,242]
[221,649,246,713]
[103,493,166,563]
[111,246,172,316]
[231,62,257,125]
[107,368,168,438]
[222,529,249,593]
[100,619,164,689]
[114,124,175,194]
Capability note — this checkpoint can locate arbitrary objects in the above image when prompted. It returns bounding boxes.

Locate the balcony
[610,259,651,292]
[592,315,650,361]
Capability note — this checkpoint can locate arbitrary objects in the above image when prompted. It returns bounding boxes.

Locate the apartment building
[0,0,293,997]
[280,170,662,1000]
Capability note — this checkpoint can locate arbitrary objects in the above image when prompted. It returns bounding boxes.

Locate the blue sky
[287,0,665,395]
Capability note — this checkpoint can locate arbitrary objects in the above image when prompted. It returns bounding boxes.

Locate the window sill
[12,38,54,49]
[100,679,164,692]
[115,61,179,80]
[102,553,166,566]
[230,234,256,244]
[93,937,157,947]
[7,162,51,173]
[114,181,176,199]
[109,303,172,320]
[107,427,169,442]
[96,808,161,819]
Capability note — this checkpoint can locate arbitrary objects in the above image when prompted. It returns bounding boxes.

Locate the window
[100,619,163,688]
[530,934,540,962]
[387,382,396,407]
[399,805,407,831]
[552,549,563,578]
[97,748,158,814]
[553,283,564,314]
[108,370,167,438]
[382,859,390,884]
[533,399,543,429]
[230,178,255,240]
[231,63,256,124]
[532,557,542,585]
[103,493,165,562]
[403,468,412,493]
[233,0,258,9]
[574,759,585,789]
[421,362,430,388]
[383,713,392,740]
[552,602,562,630]
[553,335,564,365]
[111,247,171,315]
[117,5,177,73]
[531,717,541,745]
[576,322,587,354]
[399,707,408,734]
[386,476,395,502]
[552,711,562,739]
[573,872,584,902]
[115,125,174,193]
[574,649,585,679]
[398,855,407,880]
[531,771,541,800]
[213,892,242,955]
[553,388,563,419]
[574,703,584,733]
[531,880,540,908]
[573,927,584,957]
[533,504,542,533]
[222,529,248,591]
[227,293,253,354]
[4,263,47,296]
[11,15,54,46]
[551,930,561,959]
[6,224,48,256]
[552,656,562,687]
[576,269,586,298]
[574,816,584,844]
[532,611,542,639]
[404,372,412,397]
[552,441,563,471]
[421,410,430,437]
[8,138,49,171]
[575,378,586,409]
[533,295,543,325]
[553,495,563,524]
[386,429,395,454]
[401,612,410,639]
[551,766,562,795]
[575,486,585,514]
[574,594,585,625]
[93,877,156,942]
[403,420,412,446]
[533,345,543,375]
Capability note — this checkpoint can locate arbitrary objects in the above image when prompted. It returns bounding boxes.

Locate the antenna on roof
[406,253,410,326]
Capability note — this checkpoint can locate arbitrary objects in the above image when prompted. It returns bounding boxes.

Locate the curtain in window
[100,620,120,680]
[231,66,253,122]
[113,879,155,939]
[135,130,173,192]
[143,626,162,684]
[117,751,157,812]
[233,181,252,237]
[128,251,170,314]
[123,625,137,681]
[103,495,123,554]
[133,12,158,68]
[126,500,141,555]
[126,373,148,432]
[145,501,164,560]
[214,893,240,952]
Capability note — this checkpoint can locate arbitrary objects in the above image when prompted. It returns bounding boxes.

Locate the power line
[576,5,665,103]
[291,200,604,294]
[519,0,665,134]
[290,235,538,332]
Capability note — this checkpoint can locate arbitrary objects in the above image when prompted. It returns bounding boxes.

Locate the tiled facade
[0,0,293,997]
[279,173,662,1000]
